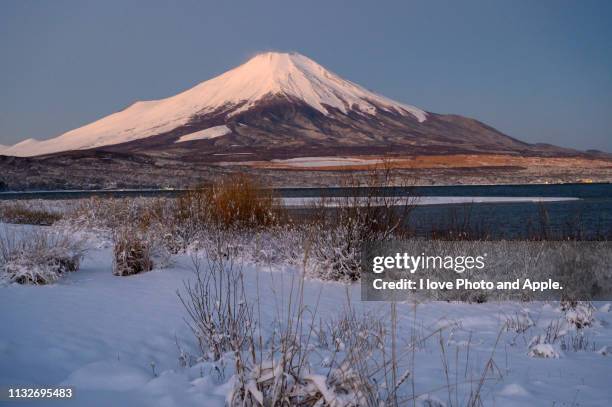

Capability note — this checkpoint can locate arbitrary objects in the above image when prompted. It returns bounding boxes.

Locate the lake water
[375,184,611,239]
[284,183,612,239]
[1,183,610,239]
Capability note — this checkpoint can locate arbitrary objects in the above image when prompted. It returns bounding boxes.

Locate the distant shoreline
[0,180,609,192]
[0,182,608,201]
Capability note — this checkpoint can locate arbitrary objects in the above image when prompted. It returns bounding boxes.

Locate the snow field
[1,223,611,406]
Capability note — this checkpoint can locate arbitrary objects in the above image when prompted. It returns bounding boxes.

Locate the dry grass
[0,202,62,226]
[303,164,417,281]
[186,173,281,229]
[112,228,154,276]
[212,174,279,228]
[178,236,502,406]
[0,227,85,284]
[178,238,254,363]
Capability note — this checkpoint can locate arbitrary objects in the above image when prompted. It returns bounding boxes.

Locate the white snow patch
[303,374,336,404]
[416,394,446,407]
[61,361,150,391]
[528,343,561,359]
[213,152,254,156]
[175,125,231,143]
[282,196,579,207]
[499,383,529,396]
[271,156,398,167]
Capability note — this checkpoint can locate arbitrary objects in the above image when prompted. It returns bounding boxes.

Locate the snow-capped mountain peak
[186,51,427,119]
[3,52,427,157]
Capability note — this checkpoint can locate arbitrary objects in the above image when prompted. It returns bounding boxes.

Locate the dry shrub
[65,197,177,262]
[179,174,281,230]
[178,238,254,363]
[212,174,280,228]
[0,202,62,226]
[67,197,139,230]
[0,227,84,284]
[560,331,596,352]
[179,240,385,405]
[563,301,595,329]
[306,166,416,281]
[171,188,215,249]
[65,196,168,231]
[156,174,282,252]
[112,228,154,276]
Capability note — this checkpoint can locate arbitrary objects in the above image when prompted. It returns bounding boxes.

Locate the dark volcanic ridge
[95,94,588,163]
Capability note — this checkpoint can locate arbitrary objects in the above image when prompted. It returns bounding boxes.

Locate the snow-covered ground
[1,224,611,406]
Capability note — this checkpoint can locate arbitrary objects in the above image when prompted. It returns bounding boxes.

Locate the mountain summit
[2,51,574,159]
[179,52,428,121]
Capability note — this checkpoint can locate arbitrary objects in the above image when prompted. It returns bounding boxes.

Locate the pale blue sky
[1,0,611,151]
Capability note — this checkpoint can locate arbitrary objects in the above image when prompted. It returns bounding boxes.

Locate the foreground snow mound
[564,303,595,329]
[596,346,610,356]
[499,383,530,397]
[62,361,150,391]
[416,394,446,407]
[528,343,561,359]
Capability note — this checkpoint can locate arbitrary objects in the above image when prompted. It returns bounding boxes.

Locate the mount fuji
[1,52,580,160]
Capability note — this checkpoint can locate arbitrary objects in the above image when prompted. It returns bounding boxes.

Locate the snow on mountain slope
[3,138,41,155]
[0,144,7,154]
[5,52,427,157]
[175,125,231,143]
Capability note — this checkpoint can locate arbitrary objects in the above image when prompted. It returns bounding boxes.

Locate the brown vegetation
[235,153,612,172]
[112,228,154,276]
[0,202,62,225]
[177,173,282,229]
[0,228,84,284]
